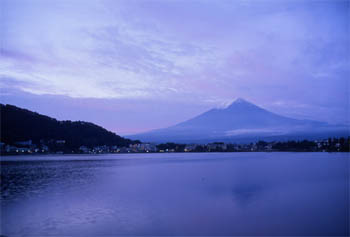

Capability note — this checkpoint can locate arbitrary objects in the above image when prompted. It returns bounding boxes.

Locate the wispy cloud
[0,0,349,131]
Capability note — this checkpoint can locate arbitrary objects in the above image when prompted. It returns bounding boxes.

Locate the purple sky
[1,0,349,135]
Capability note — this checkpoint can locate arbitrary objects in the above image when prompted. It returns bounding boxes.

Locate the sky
[0,0,349,135]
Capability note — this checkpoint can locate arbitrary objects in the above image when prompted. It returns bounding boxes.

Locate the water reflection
[1,160,105,202]
[231,184,262,205]
[1,153,349,236]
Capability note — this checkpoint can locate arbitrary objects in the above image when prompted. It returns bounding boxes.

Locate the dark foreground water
[1,153,349,236]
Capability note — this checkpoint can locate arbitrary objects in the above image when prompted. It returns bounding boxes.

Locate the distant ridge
[0,104,135,148]
[127,98,348,143]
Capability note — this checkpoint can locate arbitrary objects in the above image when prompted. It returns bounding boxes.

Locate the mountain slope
[128,98,348,143]
[0,104,134,147]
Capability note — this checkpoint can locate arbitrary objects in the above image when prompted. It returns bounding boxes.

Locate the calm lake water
[1,152,349,236]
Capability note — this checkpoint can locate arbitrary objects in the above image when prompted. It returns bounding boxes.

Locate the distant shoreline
[1,150,348,157]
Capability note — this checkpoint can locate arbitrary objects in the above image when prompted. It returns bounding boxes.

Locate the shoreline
[1,150,348,157]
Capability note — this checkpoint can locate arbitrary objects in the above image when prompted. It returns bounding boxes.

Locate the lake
[1,152,349,236]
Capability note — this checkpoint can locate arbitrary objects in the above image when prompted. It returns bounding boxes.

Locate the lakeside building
[15,140,32,146]
[184,144,198,152]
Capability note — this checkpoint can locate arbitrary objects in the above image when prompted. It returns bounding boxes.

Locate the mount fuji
[128,98,348,143]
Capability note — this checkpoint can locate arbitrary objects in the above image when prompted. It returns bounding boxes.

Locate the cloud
[0,0,349,130]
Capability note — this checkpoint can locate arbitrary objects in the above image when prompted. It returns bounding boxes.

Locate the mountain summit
[229,97,252,105]
[128,99,347,143]
[224,98,264,110]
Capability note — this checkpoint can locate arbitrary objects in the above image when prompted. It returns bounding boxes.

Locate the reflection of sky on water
[1,153,349,236]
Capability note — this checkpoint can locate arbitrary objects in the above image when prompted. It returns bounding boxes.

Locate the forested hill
[0,104,135,148]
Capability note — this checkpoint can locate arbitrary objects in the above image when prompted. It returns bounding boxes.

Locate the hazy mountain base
[128,127,348,144]
[128,98,349,143]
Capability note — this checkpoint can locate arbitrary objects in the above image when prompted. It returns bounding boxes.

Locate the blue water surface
[1,152,349,236]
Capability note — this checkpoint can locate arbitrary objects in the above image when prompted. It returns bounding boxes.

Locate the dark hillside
[0,104,134,148]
